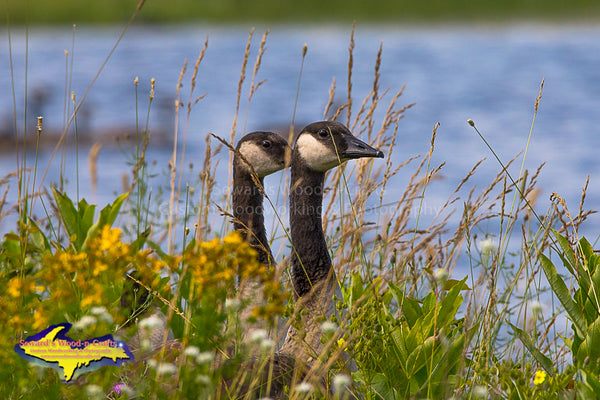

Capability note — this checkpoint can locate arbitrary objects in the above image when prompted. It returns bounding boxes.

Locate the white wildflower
[196,351,216,364]
[90,306,113,323]
[260,338,275,351]
[320,321,338,335]
[249,329,268,343]
[332,373,351,393]
[85,384,103,399]
[90,306,107,315]
[196,374,211,385]
[139,314,163,331]
[156,362,177,376]
[433,268,448,284]
[478,237,497,254]
[225,298,242,312]
[184,345,201,358]
[531,300,543,319]
[478,237,497,268]
[72,315,97,330]
[294,382,312,393]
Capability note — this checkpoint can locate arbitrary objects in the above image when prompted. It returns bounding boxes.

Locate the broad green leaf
[443,278,471,291]
[390,326,410,366]
[76,199,96,250]
[576,315,600,372]
[424,333,466,397]
[582,370,600,397]
[130,229,151,252]
[539,252,586,337]
[370,372,399,400]
[146,239,169,260]
[436,277,466,328]
[579,237,595,269]
[82,192,128,250]
[27,218,52,252]
[51,186,79,243]
[389,283,422,327]
[553,229,577,273]
[509,322,555,376]
[350,271,366,307]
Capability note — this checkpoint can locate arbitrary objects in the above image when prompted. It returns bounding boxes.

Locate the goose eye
[261,140,271,148]
[318,129,329,138]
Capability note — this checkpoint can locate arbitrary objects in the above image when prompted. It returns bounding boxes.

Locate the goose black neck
[289,158,332,298]
[232,167,274,266]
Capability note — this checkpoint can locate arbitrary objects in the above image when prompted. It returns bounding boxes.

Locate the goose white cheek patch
[238,142,281,176]
[296,134,341,172]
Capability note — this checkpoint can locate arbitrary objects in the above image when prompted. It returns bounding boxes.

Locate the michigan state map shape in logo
[14,323,134,383]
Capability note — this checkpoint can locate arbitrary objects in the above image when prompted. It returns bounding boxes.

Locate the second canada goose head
[232,131,289,268]
[293,121,384,172]
[234,131,288,178]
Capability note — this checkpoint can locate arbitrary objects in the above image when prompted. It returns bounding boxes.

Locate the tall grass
[1,4,598,399]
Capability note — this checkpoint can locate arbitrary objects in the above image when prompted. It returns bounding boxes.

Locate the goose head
[234,131,289,177]
[294,121,384,172]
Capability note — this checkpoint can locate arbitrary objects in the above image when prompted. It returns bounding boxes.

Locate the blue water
[1,23,599,254]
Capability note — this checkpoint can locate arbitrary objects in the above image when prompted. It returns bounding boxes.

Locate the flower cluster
[2,226,166,338]
[182,232,286,321]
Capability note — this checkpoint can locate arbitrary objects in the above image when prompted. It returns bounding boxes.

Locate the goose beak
[341,135,385,159]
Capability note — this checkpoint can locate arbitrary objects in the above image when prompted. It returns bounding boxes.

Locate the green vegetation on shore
[4,0,600,25]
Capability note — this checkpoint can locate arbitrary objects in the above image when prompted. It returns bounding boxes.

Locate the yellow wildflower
[7,277,36,298]
[533,370,547,385]
[33,309,48,330]
[7,278,21,298]
[92,261,109,276]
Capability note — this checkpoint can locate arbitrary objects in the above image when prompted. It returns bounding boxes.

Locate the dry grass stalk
[227,28,254,203]
[346,21,356,128]
[323,77,336,120]
[166,59,187,252]
[88,142,102,194]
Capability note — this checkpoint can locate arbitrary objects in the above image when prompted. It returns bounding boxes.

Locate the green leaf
[370,372,399,400]
[76,199,96,250]
[130,229,151,252]
[436,277,466,328]
[349,271,366,307]
[51,186,79,243]
[443,278,471,291]
[27,217,52,252]
[82,192,128,250]
[389,283,422,327]
[509,322,555,376]
[576,315,600,372]
[554,230,577,273]
[145,239,169,260]
[582,370,600,397]
[539,252,586,338]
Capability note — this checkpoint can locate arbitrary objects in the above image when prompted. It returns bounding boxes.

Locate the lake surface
[1,23,599,255]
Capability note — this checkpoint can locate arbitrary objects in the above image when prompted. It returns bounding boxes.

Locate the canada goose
[227,132,301,397]
[118,132,288,356]
[231,132,288,333]
[281,121,384,366]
